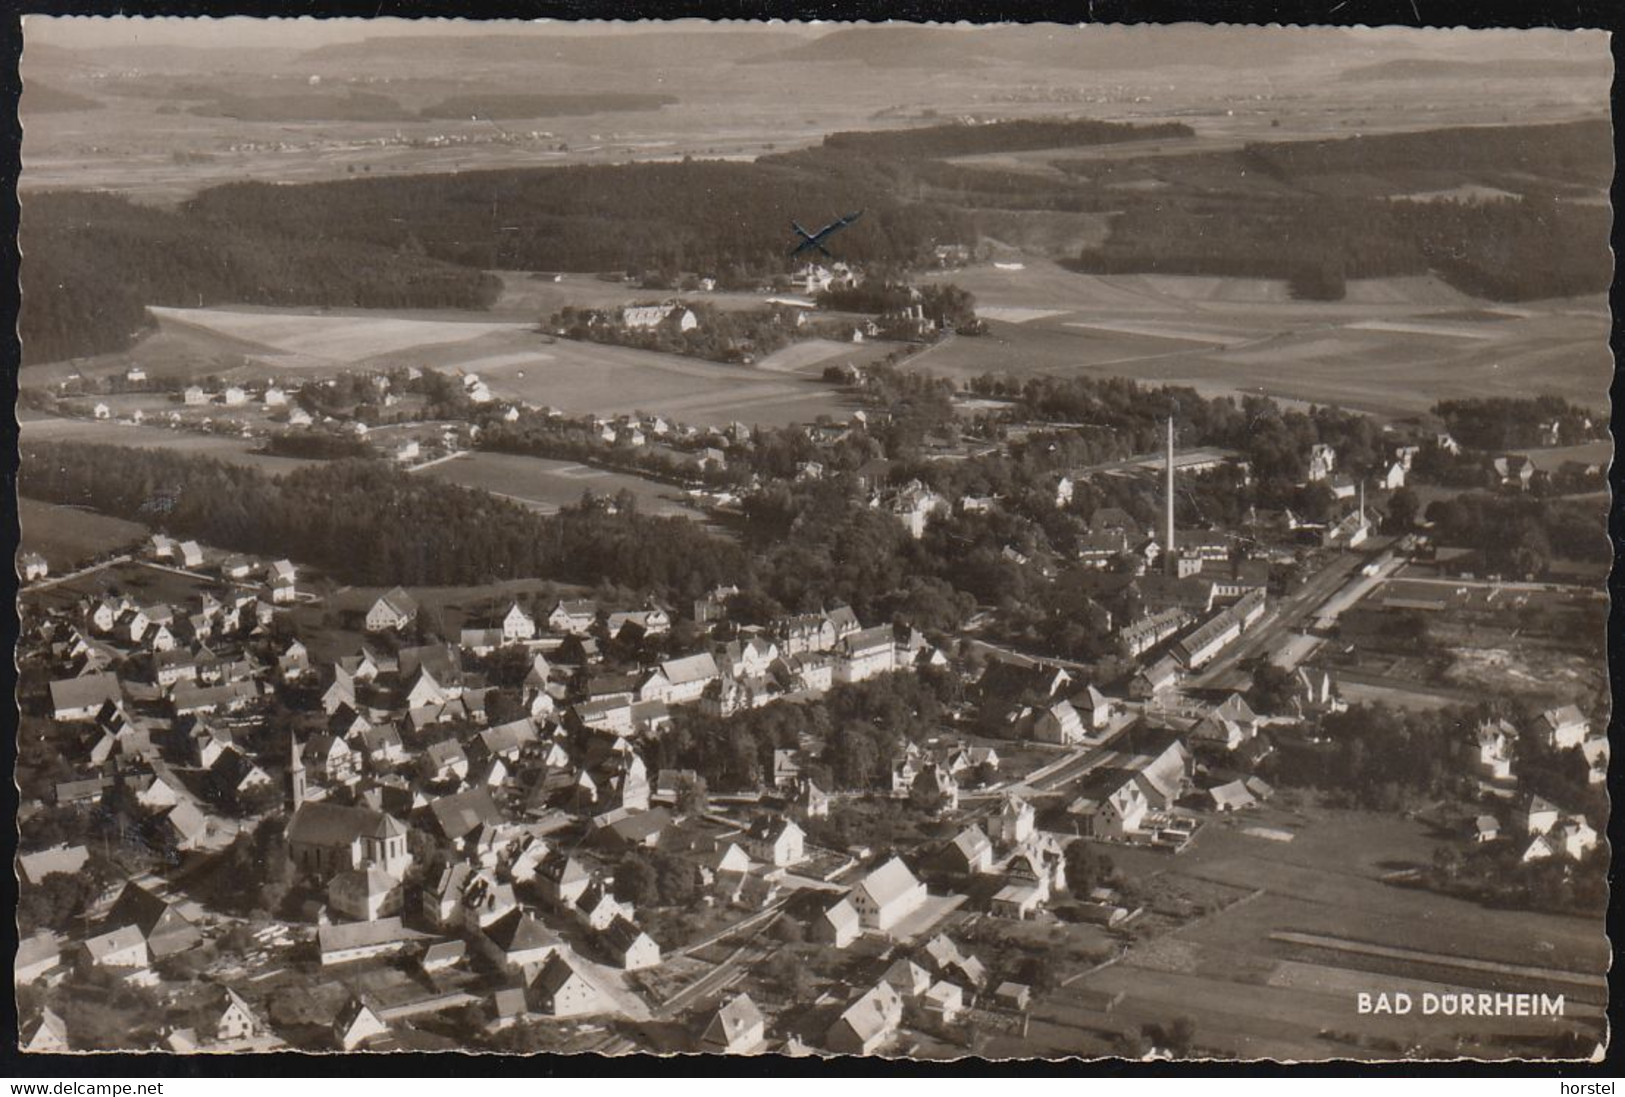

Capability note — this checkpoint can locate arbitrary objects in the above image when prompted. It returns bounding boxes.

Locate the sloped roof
[50,673,123,713]
[703,993,764,1048]
[857,857,923,909]
[429,786,503,841]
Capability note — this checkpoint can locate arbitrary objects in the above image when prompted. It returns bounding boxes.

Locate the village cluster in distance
[13,19,1611,1063]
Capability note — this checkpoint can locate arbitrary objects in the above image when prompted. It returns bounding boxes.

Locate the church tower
[289,732,307,809]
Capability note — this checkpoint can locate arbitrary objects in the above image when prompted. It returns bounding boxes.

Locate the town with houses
[14,333,1610,1060]
[12,19,1612,1065]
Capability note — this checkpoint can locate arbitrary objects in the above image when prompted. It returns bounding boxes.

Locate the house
[332,997,389,1050]
[826,982,903,1055]
[1534,705,1589,750]
[531,954,609,1018]
[50,673,123,721]
[213,987,262,1043]
[328,866,405,922]
[20,551,49,582]
[938,825,994,876]
[745,816,806,867]
[24,1008,70,1053]
[812,897,862,949]
[81,925,149,970]
[995,795,1036,847]
[1474,815,1501,843]
[1476,718,1517,781]
[1515,794,1560,836]
[833,625,896,685]
[18,844,90,886]
[478,910,561,971]
[603,915,661,970]
[537,852,593,908]
[910,764,959,814]
[575,881,632,932]
[365,587,419,632]
[419,940,467,975]
[883,957,934,998]
[850,856,929,933]
[501,602,537,642]
[16,933,63,986]
[1032,699,1086,745]
[990,882,1044,921]
[548,599,599,635]
[106,882,202,958]
[698,992,766,1055]
[318,918,422,966]
[642,652,721,705]
[178,541,205,569]
[922,980,965,1023]
[1066,768,1150,839]
[1492,454,1535,491]
[993,982,1032,1012]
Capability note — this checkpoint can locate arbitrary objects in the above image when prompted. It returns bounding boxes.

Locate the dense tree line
[1239,120,1609,191]
[19,442,745,599]
[419,93,677,119]
[1423,492,1602,577]
[820,118,1194,159]
[1432,396,1599,451]
[20,191,501,364]
[184,158,974,280]
[264,433,377,460]
[1077,193,1609,303]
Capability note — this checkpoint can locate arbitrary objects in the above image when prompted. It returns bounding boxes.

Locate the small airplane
[789,210,864,259]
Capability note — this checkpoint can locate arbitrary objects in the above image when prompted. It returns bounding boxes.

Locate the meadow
[916,262,1610,417]
[1056,802,1606,1059]
[18,415,321,476]
[18,497,150,572]
[417,451,699,519]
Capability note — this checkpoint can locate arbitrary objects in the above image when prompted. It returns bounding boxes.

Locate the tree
[1245,661,1298,716]
[674,773,709,817]
[613,855,660,908]
[1063,841,1112,896]
[1384,487,1419,533]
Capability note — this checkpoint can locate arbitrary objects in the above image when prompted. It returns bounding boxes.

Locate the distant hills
[298,28,814,70]
[1339,57,1613,81]
[742,23,1375,70]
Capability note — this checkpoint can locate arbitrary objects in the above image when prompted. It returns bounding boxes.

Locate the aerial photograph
[11,17,1612,1062]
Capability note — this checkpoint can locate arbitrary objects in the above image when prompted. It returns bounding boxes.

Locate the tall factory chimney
[1165,415,1177,576]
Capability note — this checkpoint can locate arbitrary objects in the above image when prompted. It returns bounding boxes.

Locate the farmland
[18,414,322,476]
[1054,800,1607,1059]
[417,451,699,520]
[18,497,150,572]
[27,304,877,430]
[916,262,1610,417]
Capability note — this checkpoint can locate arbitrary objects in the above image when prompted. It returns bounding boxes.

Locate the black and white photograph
[9,15,1614,1063]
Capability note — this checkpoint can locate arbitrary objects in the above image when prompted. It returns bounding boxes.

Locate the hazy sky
[21,16,813,49]
[22,14,1606,60]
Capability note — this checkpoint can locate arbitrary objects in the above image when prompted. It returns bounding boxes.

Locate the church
[284,734,412,880]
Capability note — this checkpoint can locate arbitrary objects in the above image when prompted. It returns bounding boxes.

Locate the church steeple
[289,732,307,809]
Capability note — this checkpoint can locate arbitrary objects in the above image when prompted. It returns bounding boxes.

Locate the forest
[1431,396,1600,450]
[819,117,1194,159]
[19,442,745,599]
[417,93,677,119]
[19,191,501,364]
[1075,193,1611,303]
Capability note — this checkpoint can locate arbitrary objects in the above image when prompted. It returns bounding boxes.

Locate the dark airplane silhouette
[789,210,864,258]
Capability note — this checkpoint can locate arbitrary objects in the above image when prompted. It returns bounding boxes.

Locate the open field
[26,305,876,429]
[18,497,150,571]
[19,414,321,476]
[148,306,534,363]
[916,263,1610,417]
[418,451,699,519]
[1054,802,1605,1059]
